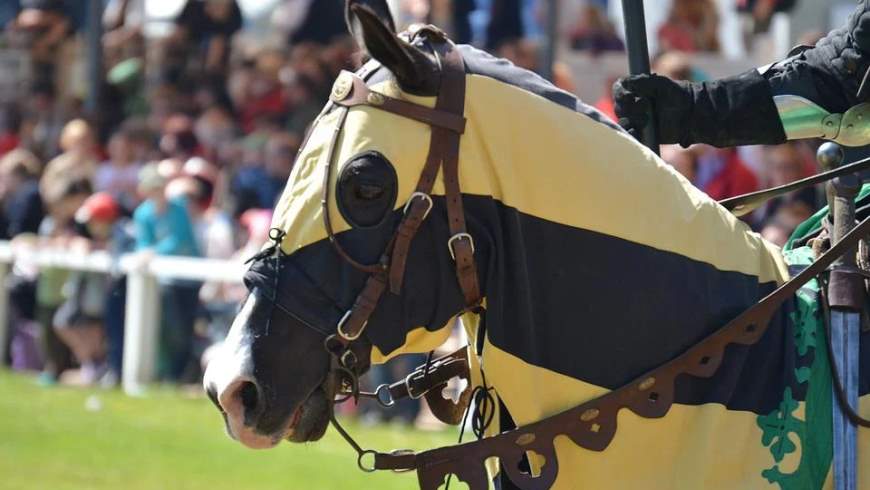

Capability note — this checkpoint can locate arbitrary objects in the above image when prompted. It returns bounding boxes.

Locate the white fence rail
[0,240,245,395]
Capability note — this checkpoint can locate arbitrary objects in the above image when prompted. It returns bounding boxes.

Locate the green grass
[0,371,457,490]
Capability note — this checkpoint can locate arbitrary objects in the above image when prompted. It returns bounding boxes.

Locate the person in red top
[698,148,759,201]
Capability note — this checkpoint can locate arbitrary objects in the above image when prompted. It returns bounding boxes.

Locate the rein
[244,26,870,490]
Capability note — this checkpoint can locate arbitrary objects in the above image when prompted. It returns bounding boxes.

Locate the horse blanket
[270,41,870,488]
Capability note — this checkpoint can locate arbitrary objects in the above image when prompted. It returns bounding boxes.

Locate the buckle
[404,371,427,400]
[402,192,433,220]
[374,384,395,407]
[336,310,366,341]
[447,233,475,261]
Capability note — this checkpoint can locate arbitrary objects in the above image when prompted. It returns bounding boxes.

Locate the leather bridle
[302,26,487,477]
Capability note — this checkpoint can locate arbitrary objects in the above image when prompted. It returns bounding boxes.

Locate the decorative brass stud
[367,92,386,106]
[580,408,600,422]
[515,433,536,446]
[331,73,353,101]
[638,377,656,391]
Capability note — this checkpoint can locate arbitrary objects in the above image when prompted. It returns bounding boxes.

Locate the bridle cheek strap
[327,37,481,348]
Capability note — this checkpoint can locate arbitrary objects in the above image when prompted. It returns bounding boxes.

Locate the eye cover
[336,151,399,228]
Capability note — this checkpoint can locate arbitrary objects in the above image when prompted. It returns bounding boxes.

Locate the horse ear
[346,3,440,95]
[345,0,396,35]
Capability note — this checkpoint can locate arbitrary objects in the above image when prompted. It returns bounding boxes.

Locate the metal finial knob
[817,141,845,170]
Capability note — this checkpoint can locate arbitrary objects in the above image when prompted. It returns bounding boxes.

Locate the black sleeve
[683,69,786,148]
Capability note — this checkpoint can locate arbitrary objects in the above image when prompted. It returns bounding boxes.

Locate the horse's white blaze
[204,294,287,449]
[204,293,256,398]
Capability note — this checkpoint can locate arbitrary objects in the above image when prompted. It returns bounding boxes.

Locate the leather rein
[247,26,870,490]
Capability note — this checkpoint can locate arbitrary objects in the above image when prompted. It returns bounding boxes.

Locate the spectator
[94,129,142,210]
[570,5,624,54]
[34,178,92,385]
[52,249,109,386]
[453,0,477,45]
[737,0,798,35]
[658,0,720,53]
[40,119,99,203]
[693,146,759,201]
[70,192,135,386]
[754,143,817,227]
[5,0,71,90]
[288,0,346,46]
[159,114,199,175]
[21,80,65,161]
[0,149,44,240]
[486,0,524,51]
[133,163,201,381]
[0,104,23,156]
[170,0,243,79]
[166,172,234,260]
[231,131,298,215]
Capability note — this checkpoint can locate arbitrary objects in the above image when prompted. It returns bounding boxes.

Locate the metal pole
[84,0,103,116]
[818,142,860,490]
[620,0,659,155]
[540,0,558,82]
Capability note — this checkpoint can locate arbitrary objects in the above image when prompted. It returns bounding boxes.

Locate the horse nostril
[239,381,260,413]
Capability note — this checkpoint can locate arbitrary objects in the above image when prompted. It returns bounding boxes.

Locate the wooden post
[0,261,9,367]
[122,259,159,395]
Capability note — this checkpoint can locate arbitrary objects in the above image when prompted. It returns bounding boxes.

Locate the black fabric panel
[275,194,848,416]
[467,197,803,415]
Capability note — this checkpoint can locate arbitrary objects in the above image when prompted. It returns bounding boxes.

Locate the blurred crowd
[0,0,833,426]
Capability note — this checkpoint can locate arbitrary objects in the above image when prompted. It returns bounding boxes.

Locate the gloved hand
[613,70,786,148]
[612,74,693,146]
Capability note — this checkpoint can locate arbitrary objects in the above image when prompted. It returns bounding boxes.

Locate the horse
[203,1,870,488]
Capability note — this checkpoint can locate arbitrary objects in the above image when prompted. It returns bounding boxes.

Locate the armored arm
[613,0,870,148]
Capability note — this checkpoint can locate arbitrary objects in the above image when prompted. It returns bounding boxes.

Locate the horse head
[203,0,486,449]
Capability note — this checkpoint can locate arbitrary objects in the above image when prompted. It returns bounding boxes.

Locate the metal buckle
[374,384,395,407]
[404,371,427,400]
[336,310,366,341]
[340,350,358,369]
[402,192,433,221]
[447,233,475,261]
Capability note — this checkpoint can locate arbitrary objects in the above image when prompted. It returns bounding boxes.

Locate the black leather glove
[613,70,786,148]
[612,74,692,145]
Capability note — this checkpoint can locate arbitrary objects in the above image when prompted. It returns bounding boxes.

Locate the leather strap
[435,43,481,307]
[332,72,466,134]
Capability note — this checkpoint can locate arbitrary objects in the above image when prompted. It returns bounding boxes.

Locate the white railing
[0,240,246,395]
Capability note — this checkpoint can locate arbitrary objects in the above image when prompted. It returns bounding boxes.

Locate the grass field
[0,371,458,490]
